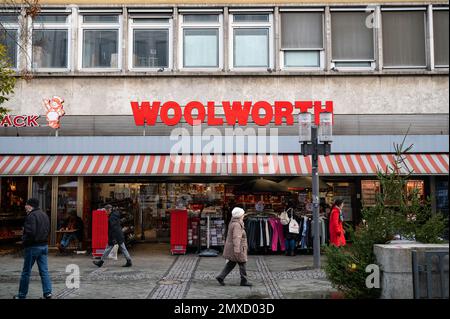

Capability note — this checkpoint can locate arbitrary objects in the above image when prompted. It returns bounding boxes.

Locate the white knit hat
[232,207,245,218]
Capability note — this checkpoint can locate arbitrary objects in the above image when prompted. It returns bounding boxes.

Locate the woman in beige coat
[216,207,252,287]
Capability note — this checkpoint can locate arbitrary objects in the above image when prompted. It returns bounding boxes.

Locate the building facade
[0,0,448,249]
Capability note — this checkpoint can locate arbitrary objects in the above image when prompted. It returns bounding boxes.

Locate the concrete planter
[374,242,449,299]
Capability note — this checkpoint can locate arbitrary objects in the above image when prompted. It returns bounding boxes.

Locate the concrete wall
[5,75,449,115]
[374,243,449,299]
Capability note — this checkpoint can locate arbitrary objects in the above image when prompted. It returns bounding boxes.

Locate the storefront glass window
[406,180,425,201]
[57,177,77,229]
[32,177,52,225]
[361,180,381,207]
[91,182,226,244]
[436,180,449,216]
[0,177,28,241]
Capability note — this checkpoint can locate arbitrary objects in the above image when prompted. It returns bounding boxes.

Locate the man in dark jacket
[14,198,52,299]
[93,204,132,268]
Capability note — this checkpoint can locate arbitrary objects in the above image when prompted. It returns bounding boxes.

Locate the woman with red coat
[329,199,346,247]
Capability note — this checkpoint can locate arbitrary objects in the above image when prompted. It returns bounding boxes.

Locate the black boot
[122,259,132,267]
[240,280,252,287]
[215,277,225,286]
[93,260,104,267]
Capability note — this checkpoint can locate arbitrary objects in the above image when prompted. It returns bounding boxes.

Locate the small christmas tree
[324,135,447,299]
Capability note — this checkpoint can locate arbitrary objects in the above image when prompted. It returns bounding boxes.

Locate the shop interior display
[0,178,27,242]
[361,180,381,207]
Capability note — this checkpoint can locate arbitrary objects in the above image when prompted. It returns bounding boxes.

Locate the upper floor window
[129,12,172,70]
[32,13,70,71]
[382,8,427,69]
[179,12,222,69]
[0,13,19,69]
[280,10,324,69]
[433,7,449,68]
[230,11,273,70]
[79,12,121,70]
[331,9,375,69]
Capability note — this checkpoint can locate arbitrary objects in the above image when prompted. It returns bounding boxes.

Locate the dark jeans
[18,245,52,299]
[217,260,248,283]
[60,233,77,248]
[285,239,296,254]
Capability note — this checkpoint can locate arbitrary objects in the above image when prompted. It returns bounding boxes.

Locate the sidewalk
[0,243,336,299]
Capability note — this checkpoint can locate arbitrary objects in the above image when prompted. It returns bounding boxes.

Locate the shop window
[230,12,273,69]
[433,8,449,68]
[32,14,70,70]
[0,177,28,241]
[382,9,427,68]
[406,180,425,201]
[80,14,121,69]
[436,180,449,216]
[280,11,324,69]
[361,180,381,207]
[57,177,77,229]
[329,182,354,221]
[179,13,222,69]
[331,10,375,70]
[129,15,172,70]
[0,14,19,68]
[32,177,52,221]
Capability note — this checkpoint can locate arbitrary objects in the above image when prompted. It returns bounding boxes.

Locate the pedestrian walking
[329,199,346,247]
[14,198,52,299]
[93,204,132,268]
[216,207,252,287]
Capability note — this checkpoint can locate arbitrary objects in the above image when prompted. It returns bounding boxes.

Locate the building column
[77,176,84,218]
[173,6,179,71]
[27,176,32,199]
[274,6,280,72]
[51,176,58,246]
[324,6,332,71]
[427,4,435,71]
[375,5,383,71]
[223,6,229,71]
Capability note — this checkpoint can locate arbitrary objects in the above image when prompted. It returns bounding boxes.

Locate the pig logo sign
[43,96,65,129]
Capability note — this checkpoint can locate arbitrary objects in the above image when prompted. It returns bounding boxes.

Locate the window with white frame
[32,13,70,70]
[0,13,20,69]
[433,8,449,68]
[129,12,172,70]
[80,13,121,69]
[230,11,273,69]
[280,10,324,69]
[179,13,222,69]
[382,8,427,68]
[331,9,375,69]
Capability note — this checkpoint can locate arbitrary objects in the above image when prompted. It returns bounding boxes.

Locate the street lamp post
[299,112,332,269]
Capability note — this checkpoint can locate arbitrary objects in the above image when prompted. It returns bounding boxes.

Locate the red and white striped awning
[40,155,226,176]
[0,154,448,176]
[226,154,449,176]
[0,155,50,176]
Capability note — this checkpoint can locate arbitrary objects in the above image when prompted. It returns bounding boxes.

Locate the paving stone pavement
[256,256,285,299]
[147,255,200,299]
[0,244,335,299]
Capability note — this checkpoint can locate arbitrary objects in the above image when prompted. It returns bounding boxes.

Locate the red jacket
[329,207,346,247]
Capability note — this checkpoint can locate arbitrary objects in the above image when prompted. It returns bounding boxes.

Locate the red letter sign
[131,101,160,126]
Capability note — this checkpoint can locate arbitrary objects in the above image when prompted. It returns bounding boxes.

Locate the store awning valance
[41,155,227,176]
[0,154,448,176]
[0,155,50,176]
[225,154,449,176]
